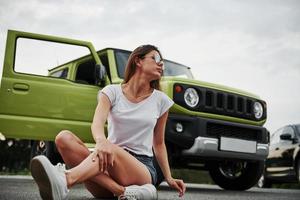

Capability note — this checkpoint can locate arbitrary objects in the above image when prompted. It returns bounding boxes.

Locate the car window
[282,126,295,138]
[14,37,90,77]
[296,125,300,135]
[163,61,194,79]
[50,68,68,78]
[270,128,283,145]
[114,50,194,79]
[99,52,111,81]
[278,126,295,144]
[75,60,96,85]
[73,53,110,85]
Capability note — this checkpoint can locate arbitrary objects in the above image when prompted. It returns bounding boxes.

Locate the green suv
[0,30,268,190]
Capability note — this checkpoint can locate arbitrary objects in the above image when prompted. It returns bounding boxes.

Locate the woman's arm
[91,93,111,142]
[153,111,186,197]
[91,93,114,172]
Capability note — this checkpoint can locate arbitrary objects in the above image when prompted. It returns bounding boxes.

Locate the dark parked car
[258,124,300,188]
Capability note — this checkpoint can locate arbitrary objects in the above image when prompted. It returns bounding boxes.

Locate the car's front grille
[206,122,263,142]
[173,84,267,121]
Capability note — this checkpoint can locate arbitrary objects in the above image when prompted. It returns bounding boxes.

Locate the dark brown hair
[123,45,162,90]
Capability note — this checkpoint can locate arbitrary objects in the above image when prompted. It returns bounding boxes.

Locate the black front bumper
[165,114,269,161]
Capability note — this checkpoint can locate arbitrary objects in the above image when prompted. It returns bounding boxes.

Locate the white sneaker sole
[148,184,158,200]
[31,156,55,200]
[123,184,158,200]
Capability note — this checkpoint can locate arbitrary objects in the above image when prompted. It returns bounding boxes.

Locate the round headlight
[184,88,199,108]
[253,102,263,119]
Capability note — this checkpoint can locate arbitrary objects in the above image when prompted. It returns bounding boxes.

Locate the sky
[0,0,299,134]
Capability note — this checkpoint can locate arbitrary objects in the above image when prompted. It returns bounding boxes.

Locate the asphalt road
[0,176,299,200]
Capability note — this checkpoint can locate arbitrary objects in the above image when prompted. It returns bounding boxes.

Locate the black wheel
[296,158,300,183]
[30,140,62,165]
[208,160,264,190]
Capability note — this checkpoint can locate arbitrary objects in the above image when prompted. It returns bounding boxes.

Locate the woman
[30,45,186,200]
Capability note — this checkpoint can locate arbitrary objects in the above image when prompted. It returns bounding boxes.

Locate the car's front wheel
[208,160,264,190]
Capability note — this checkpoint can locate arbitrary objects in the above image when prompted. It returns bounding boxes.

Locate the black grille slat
[227,95,235,111]
[173,84,266,121]
[237,97,244,113]
[246,100,252,114]
[205,90,213,107]
[207,122,261,142]
[216,93,224,109]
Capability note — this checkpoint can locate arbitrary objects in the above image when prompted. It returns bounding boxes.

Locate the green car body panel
[0,30,269,190]
[0,30,102,142]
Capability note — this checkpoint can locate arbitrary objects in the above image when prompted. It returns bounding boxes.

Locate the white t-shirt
[99,84,174,157]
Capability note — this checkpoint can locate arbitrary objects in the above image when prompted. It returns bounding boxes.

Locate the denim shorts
[125,149,157,185]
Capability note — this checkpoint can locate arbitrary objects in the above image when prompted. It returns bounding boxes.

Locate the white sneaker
[118,184,158,200]
[30,155,69,200]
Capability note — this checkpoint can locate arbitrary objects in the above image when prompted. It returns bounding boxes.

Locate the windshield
[296,125,300,135]
[115,50,194,79]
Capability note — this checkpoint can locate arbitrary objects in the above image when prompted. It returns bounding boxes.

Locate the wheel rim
[218,161,247,179]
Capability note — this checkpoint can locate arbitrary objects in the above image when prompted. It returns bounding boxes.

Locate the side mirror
[280,133,293,141]
[95,64,106,86]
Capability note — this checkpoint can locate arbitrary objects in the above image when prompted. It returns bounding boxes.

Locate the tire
[296,158,300,183]
[30,140,62,165]
[208,160,264,190]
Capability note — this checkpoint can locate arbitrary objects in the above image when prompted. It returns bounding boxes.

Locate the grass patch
[0,168,30,175]
[272,183,300,189]
[171,169,213,184]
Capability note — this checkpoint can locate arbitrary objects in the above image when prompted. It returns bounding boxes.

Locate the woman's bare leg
[55,130,152,197]
[56,130,123,197]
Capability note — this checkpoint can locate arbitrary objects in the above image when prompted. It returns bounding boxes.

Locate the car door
[266,128,282,176]
[267,126,297,177]
[277,126,297,175]
[0,30,104,143]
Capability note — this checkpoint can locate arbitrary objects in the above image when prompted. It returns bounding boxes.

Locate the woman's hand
[166,177,186,197]
[91,140,114,172]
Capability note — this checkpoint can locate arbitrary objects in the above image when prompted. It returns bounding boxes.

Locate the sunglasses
[144,54,164,65]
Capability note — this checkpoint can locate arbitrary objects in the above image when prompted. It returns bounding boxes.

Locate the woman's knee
[55,130,74,148]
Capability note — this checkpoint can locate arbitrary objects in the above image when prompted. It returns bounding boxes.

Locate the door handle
[13,83,29,91]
